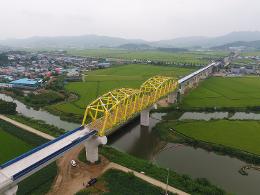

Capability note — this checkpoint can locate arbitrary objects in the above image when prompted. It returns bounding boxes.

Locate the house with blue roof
[10,78,42,89]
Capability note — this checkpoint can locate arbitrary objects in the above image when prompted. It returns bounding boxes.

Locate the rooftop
[10,78,39,85]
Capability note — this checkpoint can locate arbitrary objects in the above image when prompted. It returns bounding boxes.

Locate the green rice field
[181,76,260,109]
[49,64,195,115]
[0,129,31,164]
[68,49,227,66]
[166,120,260,155]
[0,120,57,195]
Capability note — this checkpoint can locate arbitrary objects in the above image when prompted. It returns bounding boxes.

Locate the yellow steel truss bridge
[82,76,178,136]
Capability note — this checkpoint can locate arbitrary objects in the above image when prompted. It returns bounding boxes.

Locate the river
[0,93,79,130]
[0,93,259,195]
[179,111,260,121]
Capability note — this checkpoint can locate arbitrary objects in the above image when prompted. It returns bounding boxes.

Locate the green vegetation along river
[1,94,260,194]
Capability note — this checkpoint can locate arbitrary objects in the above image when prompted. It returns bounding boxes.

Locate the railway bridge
[0,62,221,195]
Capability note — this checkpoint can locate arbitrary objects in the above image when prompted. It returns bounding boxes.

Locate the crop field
[49,64,196,115]
[181,76,260,109]
[76,169,168,195]
[0,128,31,164]
[166,120,260,155]
[241,51,260,56]
[0,120,57,195]
[68,49,227,66]
[230,58,257,66]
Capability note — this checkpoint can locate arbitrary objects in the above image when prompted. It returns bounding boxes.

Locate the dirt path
[49,145,189,195]
[47,145,110,195]
[0,114,55,140]
[103,162,190,195]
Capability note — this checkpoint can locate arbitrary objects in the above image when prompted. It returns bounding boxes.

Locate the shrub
[0,100,16,114]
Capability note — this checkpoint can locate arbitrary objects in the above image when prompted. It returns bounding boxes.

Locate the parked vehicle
[86,178,97,187]
[70,160,77,167]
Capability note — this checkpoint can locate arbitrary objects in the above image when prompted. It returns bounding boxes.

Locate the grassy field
[49,64,195,115]
[76,169,171,195]
[0,120,57,195]
[0,128,31,164]
[181,76,260,109]
[163,120,260,155]
[68,49,227,65]
[241,51,260,56]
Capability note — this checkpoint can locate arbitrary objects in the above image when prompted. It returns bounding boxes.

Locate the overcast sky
[0,0,259,41]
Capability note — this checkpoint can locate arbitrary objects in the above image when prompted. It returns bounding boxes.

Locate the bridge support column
[194,76,199,87]
[180,83,185,95]
[140,107,150,127]
[3,185,18,195]
[168,92,177,104]
[84,136,107,163]
[176,90,181,103]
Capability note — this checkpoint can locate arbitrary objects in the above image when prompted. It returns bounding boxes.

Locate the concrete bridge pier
[84,135,107,163]
[140,104,158,127]
[176,90,181,103]
[167,91,177,104]
[189,80,194,88]
[3,185,18,195]
[140,107,150,127]
[195,76,199,86]
[180,83,185,95]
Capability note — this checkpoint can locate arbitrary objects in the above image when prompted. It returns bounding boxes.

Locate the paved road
[104,162,190,195]
[0,114,55,140]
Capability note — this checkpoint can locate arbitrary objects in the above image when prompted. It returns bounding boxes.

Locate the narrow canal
[1,93,259,195]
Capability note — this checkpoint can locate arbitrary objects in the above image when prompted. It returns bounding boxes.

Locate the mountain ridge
[1,31,260,49]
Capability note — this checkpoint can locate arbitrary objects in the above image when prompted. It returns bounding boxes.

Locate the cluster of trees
[0,53,8,65]
[0,100,16,114]
[24,91,65,107]
[45,76,65,91]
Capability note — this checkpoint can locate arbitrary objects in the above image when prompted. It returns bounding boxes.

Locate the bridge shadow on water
[107,113,166,160]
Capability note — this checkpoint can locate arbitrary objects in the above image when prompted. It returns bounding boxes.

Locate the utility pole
[165,168,169,195]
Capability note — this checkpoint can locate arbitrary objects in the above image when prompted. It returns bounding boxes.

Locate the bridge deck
[0,127,95,190]
[178,62,217,84]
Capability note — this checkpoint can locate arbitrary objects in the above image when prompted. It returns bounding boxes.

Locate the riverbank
[154,119,260,165]
[0,115,56,139]
[7,114,65,137]
[78,146,226,195]
[0,93,80,130]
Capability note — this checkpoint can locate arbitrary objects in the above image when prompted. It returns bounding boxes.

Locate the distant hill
[211,40,260,50]
[2,31,260,49]
[153,31,260,48]
[0,35,148,49]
